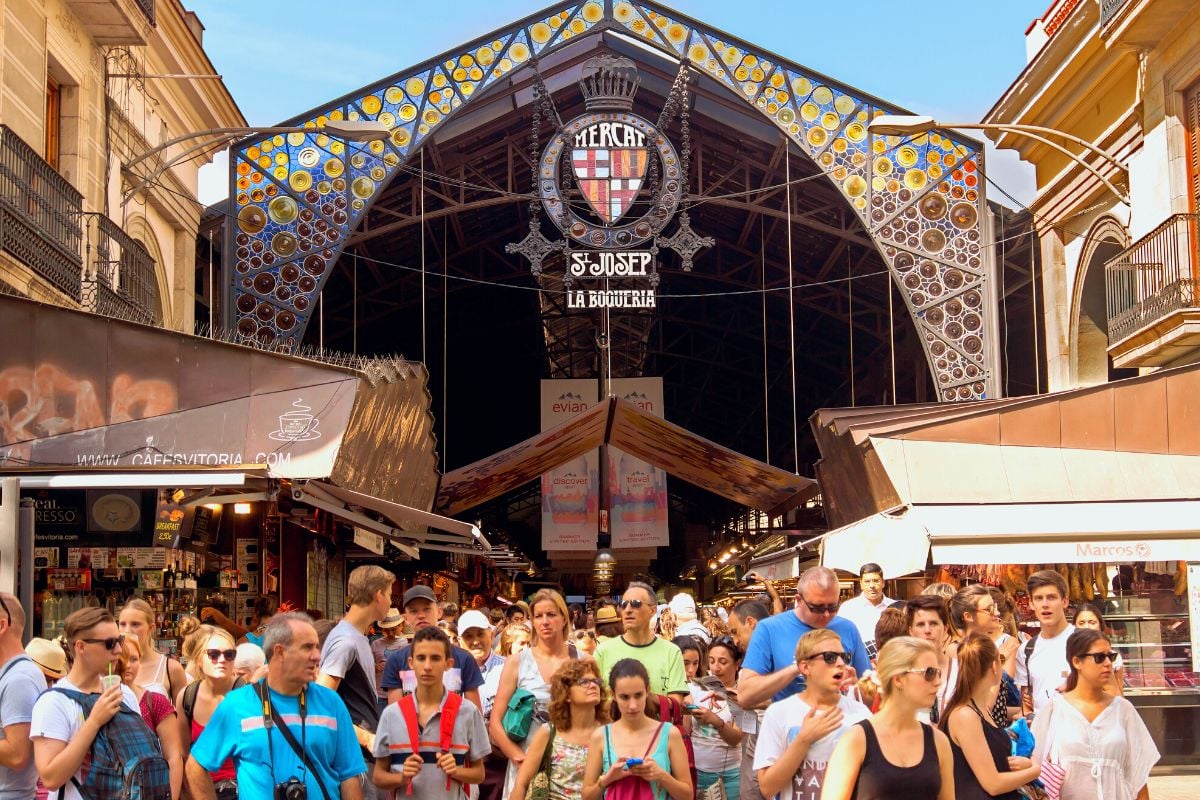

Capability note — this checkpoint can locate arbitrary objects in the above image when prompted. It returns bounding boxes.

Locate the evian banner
[540,380,600,551]
[608,378,668,549]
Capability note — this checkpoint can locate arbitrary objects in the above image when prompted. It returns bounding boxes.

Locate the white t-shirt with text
[754,692,871,800]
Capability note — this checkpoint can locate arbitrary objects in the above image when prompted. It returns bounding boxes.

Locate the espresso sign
[566,250,657,309]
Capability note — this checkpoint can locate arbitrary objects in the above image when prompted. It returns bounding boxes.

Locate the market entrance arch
[225,0,997,404]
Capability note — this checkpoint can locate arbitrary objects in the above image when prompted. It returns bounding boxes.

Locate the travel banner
[609,378,668,548]
[540,379,600,551]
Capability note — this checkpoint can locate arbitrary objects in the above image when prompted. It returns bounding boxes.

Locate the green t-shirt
[594,635,689,696]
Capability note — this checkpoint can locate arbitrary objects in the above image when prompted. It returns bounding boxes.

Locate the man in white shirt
[1015,569,1075,716]
[835,563,893,657]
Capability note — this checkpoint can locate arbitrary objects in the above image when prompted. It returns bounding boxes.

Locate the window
[45,76,61,171]
[1188,80,1200,213]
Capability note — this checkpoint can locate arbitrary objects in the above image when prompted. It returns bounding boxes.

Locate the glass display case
[1100,592,1199,768]
[1102,592,1196,693]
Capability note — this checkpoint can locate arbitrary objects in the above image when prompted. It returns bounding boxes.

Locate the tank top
[601,721,674,800]
[949,702,1019,800]
[142,652,170,697]
[191,719,238,782]
[851,720,941,800]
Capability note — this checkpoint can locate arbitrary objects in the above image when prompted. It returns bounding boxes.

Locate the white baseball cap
[457,609,492,636]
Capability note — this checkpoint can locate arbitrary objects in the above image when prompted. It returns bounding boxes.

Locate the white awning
[819,510,931,578]
[748,546,801,580]
[293,480,488,555]
[920,500,1200,564]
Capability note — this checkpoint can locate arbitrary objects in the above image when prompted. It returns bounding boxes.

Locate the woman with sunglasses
[1032,629,1158,800]
[687,637,742,800]
[939,634,1040,800]
[118,636,185,798]
[491,589,577,797]
[1072,604,1124,696]
[176,625,243,800]
[30,608,142,798]
[950,585,1018,727]
[119,598,187,704]
[583,658,693,800]
[574,628,599,657]
[756,629,868,800]
[904,595,954,723]
[511,659,610,800]
[821,636,954,800]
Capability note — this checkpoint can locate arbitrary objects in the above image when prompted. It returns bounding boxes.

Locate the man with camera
[187,612,366,800]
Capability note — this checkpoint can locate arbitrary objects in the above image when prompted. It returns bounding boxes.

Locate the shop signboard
[608,377,668,549]
[932,536,1200,565]
[540,379,599,551]
[23,489,86,544]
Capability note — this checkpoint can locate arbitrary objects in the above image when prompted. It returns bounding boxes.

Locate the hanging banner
[540,379,600,551]
[609,378,668,548]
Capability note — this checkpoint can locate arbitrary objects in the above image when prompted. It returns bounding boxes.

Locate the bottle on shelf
[41,591,58,638]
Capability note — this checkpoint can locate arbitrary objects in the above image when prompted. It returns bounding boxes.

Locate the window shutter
[1188,81,1200,213]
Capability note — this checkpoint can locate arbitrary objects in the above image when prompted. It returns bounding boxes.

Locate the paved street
[1149,775,1200,799]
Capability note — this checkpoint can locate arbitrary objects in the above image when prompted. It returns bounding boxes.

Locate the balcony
[1106,213,1200,367]
[1100,0,1192,44]
[81,213,159,325]
[64,0,154,45]
[0,126,84,299]
[1100,0,1129,27]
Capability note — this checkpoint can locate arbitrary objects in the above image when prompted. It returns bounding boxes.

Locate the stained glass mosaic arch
[226,0,995,401]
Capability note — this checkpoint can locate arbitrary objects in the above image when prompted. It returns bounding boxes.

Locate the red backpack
[396,691,465,796]
[658,695,698,797]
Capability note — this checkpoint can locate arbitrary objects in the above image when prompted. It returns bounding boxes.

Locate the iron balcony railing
[0,125,83,298]
[1105,213,1199,343]
[134,0,155,25]
[1100,0,1130,28]
[82,212,159,325]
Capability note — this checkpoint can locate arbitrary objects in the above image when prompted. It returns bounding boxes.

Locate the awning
[437,397,816,515]
[818,510,931,578]
[748,545,803,580]
[0,294,440,512]
[920,501,1200,564]
[293,480,486,555]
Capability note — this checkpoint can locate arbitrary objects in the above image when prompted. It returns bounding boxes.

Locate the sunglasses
[574,677,602,688]
[904,667,942,682]
[799,597,839,615]
[82,636,125,651]
[206,649,238,663]
[804,651,851,666]
[618,599,646,610]
[1083,651,1119,664]
[575,631,596,639]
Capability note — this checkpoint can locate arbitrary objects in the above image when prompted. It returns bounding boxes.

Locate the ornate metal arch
[226,0,996,400]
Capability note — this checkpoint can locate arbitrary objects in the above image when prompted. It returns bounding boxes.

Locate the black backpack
[51,688,171,800]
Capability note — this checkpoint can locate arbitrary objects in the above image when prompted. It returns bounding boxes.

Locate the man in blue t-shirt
[381,586,483,710]
[187,612,366,800]
[737,566,869,708]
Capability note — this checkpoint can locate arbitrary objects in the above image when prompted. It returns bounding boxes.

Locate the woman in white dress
[1032,629,1158,800]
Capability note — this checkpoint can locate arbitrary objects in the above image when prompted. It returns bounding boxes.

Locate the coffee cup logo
[269,399,322,442]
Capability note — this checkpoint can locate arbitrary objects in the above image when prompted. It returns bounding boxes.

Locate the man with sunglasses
[0,593,45,800]
[738,566,869,709]
[756,629,871,800]
[594,581,689,702]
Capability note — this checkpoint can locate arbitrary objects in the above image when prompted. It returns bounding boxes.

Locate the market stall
[810,363,1200,769]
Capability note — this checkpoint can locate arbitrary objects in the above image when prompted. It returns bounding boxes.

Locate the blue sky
[190,0,1049,206]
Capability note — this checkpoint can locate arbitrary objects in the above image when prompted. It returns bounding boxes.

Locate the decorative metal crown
[579,55,640,111]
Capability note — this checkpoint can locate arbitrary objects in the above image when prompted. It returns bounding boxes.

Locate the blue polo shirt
[191,681,365,798]
[741,611,870,701]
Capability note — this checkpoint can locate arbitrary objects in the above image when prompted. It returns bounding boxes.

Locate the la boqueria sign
[0,296,356,479]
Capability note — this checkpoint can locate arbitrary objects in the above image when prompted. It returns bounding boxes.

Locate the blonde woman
[490,589,575,797]
[119,598,186,701]
[498,622,532,656]
[118,637,184,798]
[821,637,954,800]
[176,625,242,799]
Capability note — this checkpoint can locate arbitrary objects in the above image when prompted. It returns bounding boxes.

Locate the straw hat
[378,608,403,629]
[26,637,67,679]
[594,605,619,624]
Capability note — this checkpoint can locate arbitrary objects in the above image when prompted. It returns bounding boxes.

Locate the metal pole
[0,477,18,594]
[19,497,34,642]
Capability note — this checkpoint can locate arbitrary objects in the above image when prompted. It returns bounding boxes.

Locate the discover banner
[540,379,600,551]
[608,378,668,549]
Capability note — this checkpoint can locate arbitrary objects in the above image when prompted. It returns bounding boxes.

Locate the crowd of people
[0,561,1164,799]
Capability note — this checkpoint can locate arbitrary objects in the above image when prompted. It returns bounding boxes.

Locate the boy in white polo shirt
[1015,569,1075,716]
